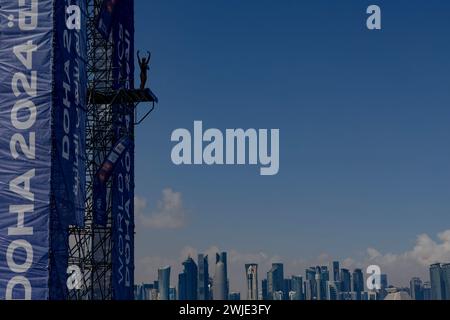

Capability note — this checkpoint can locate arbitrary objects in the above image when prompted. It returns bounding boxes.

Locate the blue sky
[132,1,450,291]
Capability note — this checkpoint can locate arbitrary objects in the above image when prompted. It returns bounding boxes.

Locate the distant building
[288,291,297,300]
[261,279,268,300]
[134,284,144,300]
[315,267,322,301]
[178,271,187,300]
[158,266,171,300]
[169,287,177,300]
[409,277,424,300]
[213,252,228,300]
[178,257,198,300]
[380,274,388,289]
[340,268,351,293]
[378,274,388,299]
[198,254,209,300]
[229,292,241,300]
[305,267,317,300]
[340,292,353,300]
[245,264,259,300]
[208,277,214,299]
[267,263,284,300]
[291,276,304,300]
[141,283,154,300]
[273,291,283,300]
[352,269,364,300]
[359,292,370,300]
[423,282,432,300]
[327,281,340,300]
[367,291,378,300]
[430,263,445,300]
[332,261,340,282]
[150,288,159,300]
[442,263,450,300]
[284,278,292,300]
[319,266,329,300]
[384,288,412,300]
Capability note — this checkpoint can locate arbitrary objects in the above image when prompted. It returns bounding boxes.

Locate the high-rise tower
[245,264,259,300]
[213,252,228,300]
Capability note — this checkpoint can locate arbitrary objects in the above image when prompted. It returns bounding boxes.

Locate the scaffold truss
[67,0,157,300]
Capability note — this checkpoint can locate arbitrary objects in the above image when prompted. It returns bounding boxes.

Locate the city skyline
[135,252,449,300]
[134,230,450,297]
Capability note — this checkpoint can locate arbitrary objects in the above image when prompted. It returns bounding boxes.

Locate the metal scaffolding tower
[67,0,157,300]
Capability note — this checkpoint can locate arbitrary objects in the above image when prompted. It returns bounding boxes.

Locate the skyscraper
[291,276,304,300]
[379,274,389,299]
[352,269,364,292]
[273,291,283,300]
[198,254,209,300]
[332,261,340,282]
[284,278,292,300]
[178,257,198,300]
[340,268,351,293]
[380,274,388,290]
[158,266,171,300]
[315,267,322,301]
[327,281,340,300]
[178,272,187,300]
[267,263,284,300]
[134,284,145,300]
[441,263,450,300]
[229,292,241,300]
[423,282,432,300]
[409,277,424,301]
[320,266,329,300]
[245,264,259,300]
[305,267,317,300]
[213,252,228,300]
[169,287,177,300]
[352,269,364,300]
[430,263,445,300]
[261,279,268,300]
[142,283,154,300]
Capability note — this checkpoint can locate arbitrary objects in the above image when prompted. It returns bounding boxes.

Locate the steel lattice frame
[68,0,115,300]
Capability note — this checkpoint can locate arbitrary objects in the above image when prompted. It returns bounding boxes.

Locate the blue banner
[53,0,87,229]
[0,0,53,300]
[94,137,132,226]
[111,129,135,300]
[112,0,134,91]
[50,0,87,300]
[111,0,135,300]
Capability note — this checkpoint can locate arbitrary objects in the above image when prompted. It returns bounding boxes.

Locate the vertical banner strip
[0,0,54,300]
[53,0,87,228]
[111,0,135,300]
[50,0,87,299]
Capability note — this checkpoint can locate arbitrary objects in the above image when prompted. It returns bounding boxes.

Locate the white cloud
[353,230,450,286]
[135,188,187,229]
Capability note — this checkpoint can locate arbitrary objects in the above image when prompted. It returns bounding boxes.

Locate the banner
[0,0,53,300]
[111,0,135,300]
[49,0,87,300]
[112,0,134,91]
[93,137,132,226]
[53,0,87,229]
[111,126,135,300]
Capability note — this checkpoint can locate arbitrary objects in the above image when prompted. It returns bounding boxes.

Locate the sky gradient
[132,1,450,293]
